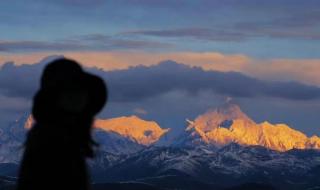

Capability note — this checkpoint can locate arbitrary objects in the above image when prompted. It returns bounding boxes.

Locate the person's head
[32,58,108,156]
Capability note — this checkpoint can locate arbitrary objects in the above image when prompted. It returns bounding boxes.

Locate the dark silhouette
[16,58,107,190]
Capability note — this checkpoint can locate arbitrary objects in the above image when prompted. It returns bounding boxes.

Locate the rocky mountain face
[0,114,28,163]
[90,144,320,190]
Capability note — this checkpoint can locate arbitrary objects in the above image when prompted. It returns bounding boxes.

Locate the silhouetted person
[16,58,107,190]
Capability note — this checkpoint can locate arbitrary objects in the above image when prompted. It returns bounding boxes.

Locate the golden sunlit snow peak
[187,103,320,151]
[94,115,170,145]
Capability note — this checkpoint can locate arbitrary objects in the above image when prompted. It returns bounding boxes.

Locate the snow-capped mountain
[1,105,320,190]
[0,114,169,162]
[182,103,320,151]
[24,115,169,147]
[0,114,29,163]
[94,116,170,146]
[2,102,320,162]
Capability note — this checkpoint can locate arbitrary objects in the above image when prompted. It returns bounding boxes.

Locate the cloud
[0,40,86,52]
[2,57,320,103]
[234,10,320,40]
[0,51,250,71]
[0,35,171,53]
[123,20,320,42]
[0,94,30,112]
[2,51,320,86]
[73,34,173,49]
[120,4,320,42]
[0,55,60,99]
[122,28,249,42]
[95,61,320,102]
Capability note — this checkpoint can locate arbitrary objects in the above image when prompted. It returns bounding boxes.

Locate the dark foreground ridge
[1,176,279,190]
[1,144,320,190]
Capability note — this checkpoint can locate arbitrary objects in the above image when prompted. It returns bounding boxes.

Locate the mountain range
[179,103,320,151]
[0,102,320,190]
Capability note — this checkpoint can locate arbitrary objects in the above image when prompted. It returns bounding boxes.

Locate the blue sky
[1,0,320,58]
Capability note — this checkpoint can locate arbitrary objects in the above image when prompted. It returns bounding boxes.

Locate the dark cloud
[234,10,320,40]
[0,56,60,99]
[123,18,320,42]
[122,28,248,42]
[1,58,320,102]
[0,40,86,52]
[88,60,320,102]
[0,34,172,52]
[77,34,173,49]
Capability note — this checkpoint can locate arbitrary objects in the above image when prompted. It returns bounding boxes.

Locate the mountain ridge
[184,103,320,151]
[1,108,320,190]
[2,102,320,157]
[94,115,170,146]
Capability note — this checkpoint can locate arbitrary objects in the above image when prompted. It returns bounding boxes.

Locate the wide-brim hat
[32,58,107,122]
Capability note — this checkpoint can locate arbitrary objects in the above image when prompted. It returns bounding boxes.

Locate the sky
[0,0,320,136]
